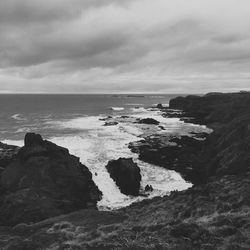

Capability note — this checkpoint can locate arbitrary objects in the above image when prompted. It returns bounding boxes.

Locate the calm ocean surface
[1,94,209,210]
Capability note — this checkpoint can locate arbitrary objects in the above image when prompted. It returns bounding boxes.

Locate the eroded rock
[106,158,141,196]
[0,133,102,226]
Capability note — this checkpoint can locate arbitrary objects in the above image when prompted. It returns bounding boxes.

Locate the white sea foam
[50,131,191,210]
[130,107,148,113]
[11,113,26,121]
[47,116,104,130]
[162,103,170,107]
[15,127,32,133]
[3,139,23,147]
[111,107,125,111]
[3,109,198,210]
[47,112,193,210]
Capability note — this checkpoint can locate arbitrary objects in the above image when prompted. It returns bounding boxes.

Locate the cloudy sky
[0,0,250,94]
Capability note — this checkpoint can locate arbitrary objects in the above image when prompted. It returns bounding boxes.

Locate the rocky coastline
[0,92,250,249]
[0,133,102,226]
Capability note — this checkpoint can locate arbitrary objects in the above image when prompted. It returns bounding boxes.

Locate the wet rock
[106,158,141,196]
[0,133,102,226]
[145,185,153,192]
[138,118,160,125]
[158,125,165,130]
[99,116,112,121]
[129,135,206,184]
[156,103,163,109]
[103,121,118,126]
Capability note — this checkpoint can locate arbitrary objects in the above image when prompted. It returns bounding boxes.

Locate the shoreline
[0,91,250,249]
[2,105,198,211]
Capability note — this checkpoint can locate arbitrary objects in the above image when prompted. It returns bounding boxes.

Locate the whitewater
[2,105,213,210]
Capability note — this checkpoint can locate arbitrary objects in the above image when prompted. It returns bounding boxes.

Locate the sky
[0,0,250,94]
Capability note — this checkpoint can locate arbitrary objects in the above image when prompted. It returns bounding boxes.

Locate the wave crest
[111,107,124,111]
[11,114,26,121]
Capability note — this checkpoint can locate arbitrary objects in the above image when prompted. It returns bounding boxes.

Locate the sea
[0,94,210,210]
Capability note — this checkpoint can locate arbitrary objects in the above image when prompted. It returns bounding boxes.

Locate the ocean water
[0,94,210,210]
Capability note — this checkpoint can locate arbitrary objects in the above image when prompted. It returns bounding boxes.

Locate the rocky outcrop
[103,121,118,126]
[156,103,163,109]
[168,92,250,179]
[0,142,19,173]
[138,118,159,125]
[130,92,250,185]
[106,158,141,196]
[129,135,207,184]
[0,133,102,226]
[169,92,250,127]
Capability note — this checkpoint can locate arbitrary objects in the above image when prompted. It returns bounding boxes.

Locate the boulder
[138,118,160,125]
[106,158,141,196]
[156,103,163,109]
[145,185,153,192]
[0,133,102,226]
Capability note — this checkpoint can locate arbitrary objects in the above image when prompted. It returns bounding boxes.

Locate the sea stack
[106,158,141,196]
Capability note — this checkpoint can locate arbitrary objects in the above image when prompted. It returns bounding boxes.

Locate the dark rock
[0,133,102,226]
[130,135,206,184]
[106,158,141,196]
[169,92,250,126]
[158,125,165,130]
[138,118,160,125]
[103,121,118,126]
[0,142,19,171]
[99,116,112,121]
[24,133,43,147]
[190,132,209,139]
[133,92,250,184]
[145,185,153,192]
[156,103,163,109]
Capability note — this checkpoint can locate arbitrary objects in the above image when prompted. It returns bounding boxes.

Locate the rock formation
[106,158,141,196]
[169,92,250,178]
[156,103,163,109]
[0,142,19,173]
[103,121,118,126]
[0,133,102,226]
[138,118,160,125]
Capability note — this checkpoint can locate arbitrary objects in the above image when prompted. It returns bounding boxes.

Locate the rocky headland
[0,133,102,226]
[0,92,250,249]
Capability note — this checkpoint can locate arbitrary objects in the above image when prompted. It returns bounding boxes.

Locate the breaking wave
[11,113,26,121]
[111,107,125,111]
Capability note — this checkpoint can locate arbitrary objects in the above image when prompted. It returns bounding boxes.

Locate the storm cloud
[0,0,250,93]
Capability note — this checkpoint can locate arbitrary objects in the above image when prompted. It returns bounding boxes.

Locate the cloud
[0,0,250,93]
